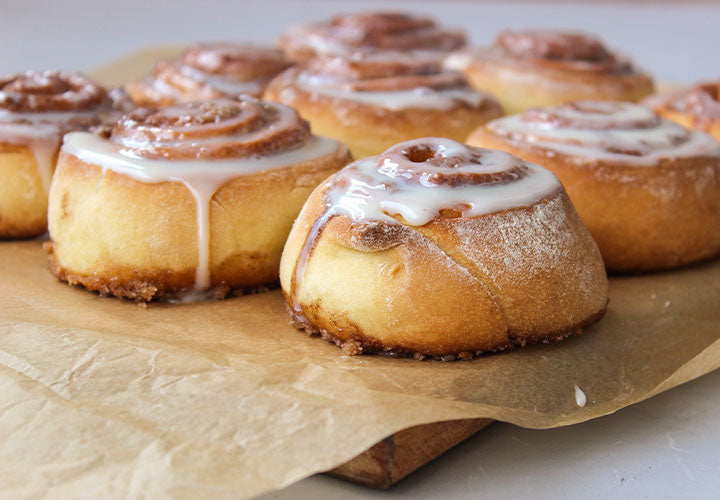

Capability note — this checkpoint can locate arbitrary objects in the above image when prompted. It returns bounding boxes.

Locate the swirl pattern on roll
[486,101,720,165]
[130,43,292,103]
[0,71,108,114]
[110,97,310,160]
[280,11,466,60]
[270,51,497,111]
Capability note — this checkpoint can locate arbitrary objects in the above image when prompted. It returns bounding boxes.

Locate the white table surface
[2,1,719,498]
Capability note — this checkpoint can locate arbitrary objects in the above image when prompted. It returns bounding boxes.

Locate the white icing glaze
[177,63,264,96]
[574,384,587,407]
[62,131,342,291]
[487,101,720,165]
[443,51,472,71]
[298,81,486,110]
[326,137,561,226]
[0,109,103,192]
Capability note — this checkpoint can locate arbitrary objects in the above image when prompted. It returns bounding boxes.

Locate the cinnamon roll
[447,30,655,114]
[0,71,113,238]
[46,97,350,301]
[126,43,292,107]
[279,11,466,63]
[280,138,608,358]
[264,52,503,159]
[468,101,720,271]
[645,81,720,142]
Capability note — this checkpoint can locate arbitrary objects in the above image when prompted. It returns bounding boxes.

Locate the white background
[2,1,719,498]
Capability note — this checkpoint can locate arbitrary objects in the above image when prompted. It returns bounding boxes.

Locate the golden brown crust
[285,296,607,360]
[468,127,720,271]
[44,240,277,302]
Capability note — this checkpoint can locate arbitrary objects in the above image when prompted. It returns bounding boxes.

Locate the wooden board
[328,418,493,488]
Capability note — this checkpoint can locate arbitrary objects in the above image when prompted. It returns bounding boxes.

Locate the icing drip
[281,11,466,59]
[574,384,587,407]
[487,101,720,165]
[0,71,110,192]
[61,97,341,292]
[291,137,560,314]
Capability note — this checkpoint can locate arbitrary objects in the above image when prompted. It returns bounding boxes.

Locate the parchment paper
[2,240,719,499]
[1,49,718,499]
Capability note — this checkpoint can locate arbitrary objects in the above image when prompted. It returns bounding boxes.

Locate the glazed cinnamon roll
[264,52,503,159]
[645,81,720,142]
[0,71,112,238]
[126,43,292,107]
[280,138,608,358]
[46,97,350,301]
[279,11,466,63]
[447,30,655,114]
[468,101,720,271]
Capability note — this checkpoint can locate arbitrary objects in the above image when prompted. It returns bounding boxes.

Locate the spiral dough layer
[110,97,310,160]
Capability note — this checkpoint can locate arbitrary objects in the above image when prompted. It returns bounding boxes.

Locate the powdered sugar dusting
[444,193,606,331]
